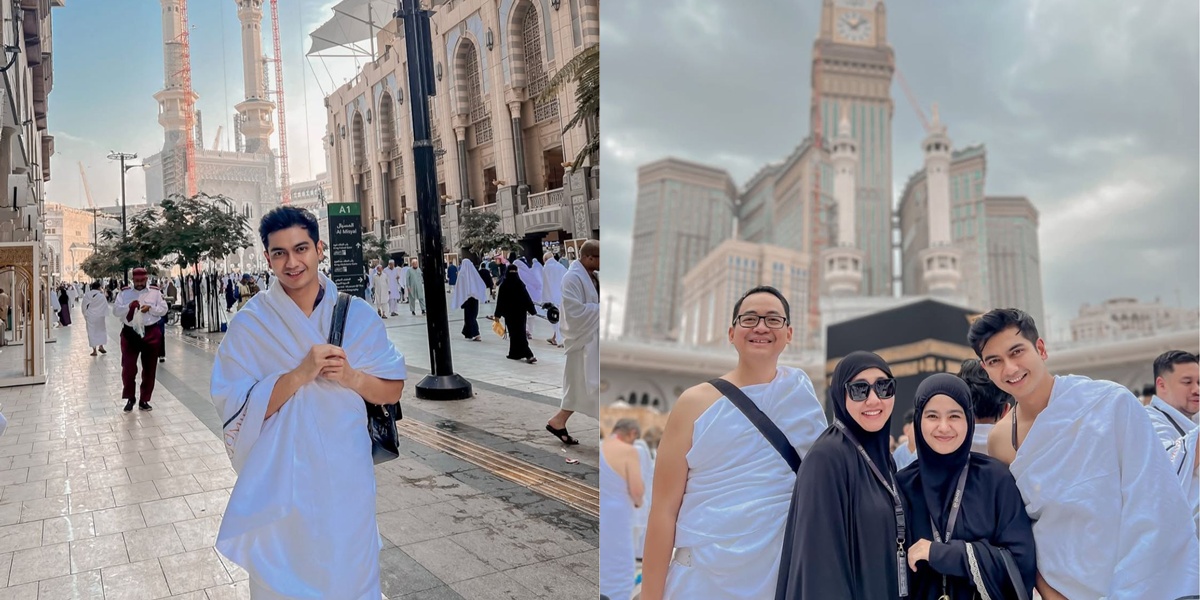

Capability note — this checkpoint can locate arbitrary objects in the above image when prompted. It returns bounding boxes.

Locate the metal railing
[527,187,565,210]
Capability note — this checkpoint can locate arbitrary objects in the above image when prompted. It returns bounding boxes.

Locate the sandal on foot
[546,424,580,445]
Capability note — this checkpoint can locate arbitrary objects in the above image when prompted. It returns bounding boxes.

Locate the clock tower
[812,0,895,296]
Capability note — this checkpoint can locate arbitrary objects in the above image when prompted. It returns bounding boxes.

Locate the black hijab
[913,373,975,530]
[828,350,895,470]
[495,265,532,317]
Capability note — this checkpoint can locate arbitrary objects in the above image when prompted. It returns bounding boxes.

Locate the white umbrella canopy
[307,0,451,56]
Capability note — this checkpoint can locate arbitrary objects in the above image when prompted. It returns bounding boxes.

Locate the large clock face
[836,11,872,43]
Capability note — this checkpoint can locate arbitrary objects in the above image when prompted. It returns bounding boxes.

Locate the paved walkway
[0,299,599,599]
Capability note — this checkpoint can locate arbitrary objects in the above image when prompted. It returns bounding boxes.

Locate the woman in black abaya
[493,264,537,363]
[776,351,906,600]
[896,374,1036,600]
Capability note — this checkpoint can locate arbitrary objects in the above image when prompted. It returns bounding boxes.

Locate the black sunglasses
[845,378,897,402]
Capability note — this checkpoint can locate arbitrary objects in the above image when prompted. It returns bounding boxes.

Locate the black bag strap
[329,292,351,346]
[997,546,1030,600]
[708,378,801,472]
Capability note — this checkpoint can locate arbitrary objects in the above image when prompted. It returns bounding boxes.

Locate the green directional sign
[327,203,367,297]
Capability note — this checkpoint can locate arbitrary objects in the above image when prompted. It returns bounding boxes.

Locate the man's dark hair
[967,308,1040,357]
[89,281,101,290]
[958,358,1012,421]
[259,206,320,249]
[1153,350,1199,381]
[1142,383,1157,398]
[730,285,790,324]
[902,408,915,425]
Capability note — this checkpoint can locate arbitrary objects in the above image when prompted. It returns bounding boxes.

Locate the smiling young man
[970,308,1198,600]
[210,207,407,599]
[641,286,826,600]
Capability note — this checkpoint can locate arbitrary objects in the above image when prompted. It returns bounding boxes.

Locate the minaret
[919,103,962,296]
[153,0,197,149]
[234,0,275,154]
[822,107,865,296]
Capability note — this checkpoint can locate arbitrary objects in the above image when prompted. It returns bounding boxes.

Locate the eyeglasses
[733,314,788,329]
[845,378,897,402]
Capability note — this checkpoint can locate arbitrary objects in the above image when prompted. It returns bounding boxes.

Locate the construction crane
[270,0,292,205]
[175,0,198,197]
[895,65,930,134]
[213,125,223,151]
[78,162,95,209]
[807,46,827,352]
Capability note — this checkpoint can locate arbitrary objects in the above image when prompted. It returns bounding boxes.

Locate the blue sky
[47,0,362,210]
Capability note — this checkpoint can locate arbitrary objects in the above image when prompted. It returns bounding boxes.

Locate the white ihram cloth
[664,367,826,600]
[1147,395,1199,448]
[450,259,486,309]
[560,261,598,419]
[892,443,916,469]
[50,290,60,313]
[210,275,407,599]
[600,448,635,600]
[517,260,542,304]
[383,266,401,312]
[632,439,654,559]
[114,286,168,337]
[541,259,567,338]
[1168,428,1200,536]
[1009,375,1200,599]
[369,270,390,311]
[82,289,109,347]
[972,422,994,455]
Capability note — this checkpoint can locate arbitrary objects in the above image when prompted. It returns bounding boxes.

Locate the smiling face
[979,326,1049,402]
[845,367,894,433]
[1158,361,1200,418]
[920,394,969,455]
[727,292,792,360]
[264,225,323,296]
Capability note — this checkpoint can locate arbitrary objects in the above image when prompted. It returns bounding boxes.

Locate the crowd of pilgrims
[599,286,1199,600]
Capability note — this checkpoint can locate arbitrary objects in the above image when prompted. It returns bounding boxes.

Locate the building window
[465,44,492,145]
[524,7,559,123]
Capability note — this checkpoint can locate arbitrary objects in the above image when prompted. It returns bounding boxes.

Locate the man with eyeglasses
[970,308,1198,599]
[641,286,826,600]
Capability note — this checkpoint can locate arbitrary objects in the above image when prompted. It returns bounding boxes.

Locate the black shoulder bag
[708,378,802,472]
[330,292,403,465]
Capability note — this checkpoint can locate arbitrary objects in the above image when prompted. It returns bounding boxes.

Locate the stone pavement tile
[377,502,487,547]
[8,541,70,586]
[378,547,444,599]
[111,481,162,507]
[489,518,595,562]
[0,551,10,586]
[0,522,42,554]
[18,496,69,523]
[0,503,20,526]
[505,560,597,599]
[374,480,444,511]
[125,463,172,484]
[172,516,222,552]
[65,458,107,479]
[67,488,114,515]
[124,524,186,563]
[202,580,251,600]
[448,572,539,600]
[546,549,599,585]
[101,558,173,600]
[42,476,88,498]
[139,497,195,528]
[33,569,104,600]
[69,532,129,573]
[139,449,182,467]
[182,490,229,519]
[399,585,465,600]
[164,458,211,478]
[400,537,497,585]
[104,452,146,471]
[23,464,65,484]
[446,528,543,571]
[86,468,132,490]
[190,469,235,493]
[116,439,157,454]
[163,592,205,600]
[41,513,95,545]
[214,551,248,583]
[0,581,36,600]
[92,504,147,536]
[159,548,231,595]
[154,475,202,499]
[0,481,46,504]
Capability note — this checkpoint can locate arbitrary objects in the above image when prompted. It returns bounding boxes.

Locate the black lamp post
[107,151,139,281]
[395,0,472,400]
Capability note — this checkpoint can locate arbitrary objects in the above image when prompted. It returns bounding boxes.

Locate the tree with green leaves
[459,211,521,263]
[538,43,598,168]
[361,231,391,266]
[155,193,253,274]
[80,208,167,280]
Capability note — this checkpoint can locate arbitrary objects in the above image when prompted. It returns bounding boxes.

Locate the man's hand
[907,538,932,571]
[140,305,151,313]
[294,344,347,385]
[319,357,359,387]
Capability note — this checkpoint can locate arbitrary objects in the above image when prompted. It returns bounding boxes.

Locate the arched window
[523,7,558,123]
[464,42,491,145]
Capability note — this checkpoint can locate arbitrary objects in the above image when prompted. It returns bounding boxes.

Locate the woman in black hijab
[776,351,906,599]
[493,264,537,364]
[896,373,1036,600]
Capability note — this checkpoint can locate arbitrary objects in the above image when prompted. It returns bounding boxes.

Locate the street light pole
[107,151,138,282]
[396,0,472,400]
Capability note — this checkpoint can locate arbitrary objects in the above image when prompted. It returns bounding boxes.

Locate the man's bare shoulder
[988,412,1016,465]
[670,382,724,422]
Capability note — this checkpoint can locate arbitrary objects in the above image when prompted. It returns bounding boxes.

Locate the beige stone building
[1070,297,1199,344]
[319,0,599,263]
[44,203,97,282]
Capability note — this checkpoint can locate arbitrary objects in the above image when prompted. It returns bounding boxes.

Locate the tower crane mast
[270,0,292,205]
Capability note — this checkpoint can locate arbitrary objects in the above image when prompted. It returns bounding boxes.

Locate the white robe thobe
[210,275,406,599]
[972,422,994,455]
[541,259,567,340]
[369,270,390,312]
[81,289,108,347]
[632,439,654,559]
[383,266,401,312]
[560,261,598,419]
[600,448,635,600]
[405,268,426,312]
[1168,428,1200,537]
[517,261,542,304]
[1009,375,1200,599]
[665,367,827,599]
[450,259,487,309]
[114,286,168,337]
[399,266,411,296]
[1147,395,1199,448]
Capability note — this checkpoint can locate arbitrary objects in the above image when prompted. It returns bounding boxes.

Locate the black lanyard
[833,420,907,597]
[1154,406,1188,437]
[929,464,970,600]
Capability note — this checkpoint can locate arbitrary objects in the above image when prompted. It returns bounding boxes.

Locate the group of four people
[619,285,1198,600]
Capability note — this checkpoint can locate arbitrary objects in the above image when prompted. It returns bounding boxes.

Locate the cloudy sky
[47,0,361,211]
[600,0,1200,341]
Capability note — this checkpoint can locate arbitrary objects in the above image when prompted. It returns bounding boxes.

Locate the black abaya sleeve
[775,441,856,600]
[926,471,1036,599]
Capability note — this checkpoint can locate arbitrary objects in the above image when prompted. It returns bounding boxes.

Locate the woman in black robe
[896,374,1036,600]
[493,264,537,363]
[777,351,906,600]
[57,286,71,326]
